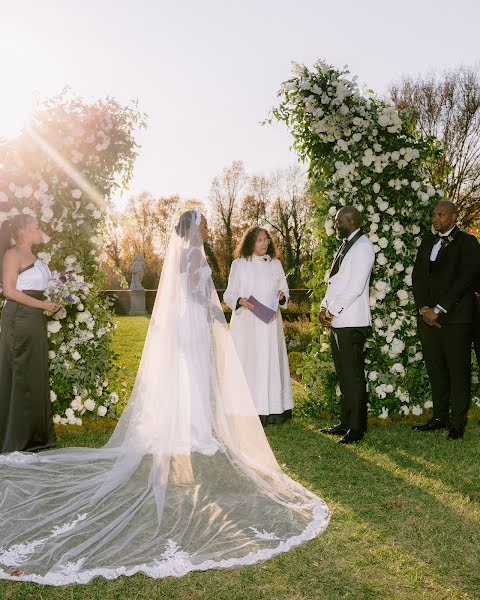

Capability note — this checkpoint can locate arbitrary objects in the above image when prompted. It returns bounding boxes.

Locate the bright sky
[1,0,479,208]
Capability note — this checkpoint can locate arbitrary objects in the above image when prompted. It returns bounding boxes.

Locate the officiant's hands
[239,298,255,310]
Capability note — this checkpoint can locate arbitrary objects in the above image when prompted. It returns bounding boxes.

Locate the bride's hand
[239,298,254,310]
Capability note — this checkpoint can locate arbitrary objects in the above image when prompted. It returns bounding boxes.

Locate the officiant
[224,226,293,426]
[319,206,375,444]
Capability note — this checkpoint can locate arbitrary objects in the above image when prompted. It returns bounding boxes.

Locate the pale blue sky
[1,0,479,208]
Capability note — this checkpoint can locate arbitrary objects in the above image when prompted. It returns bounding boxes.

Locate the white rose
[376,253,388,266]
[377,199,389,212]
[378,114,390,127]
[71,189,82,199]
[389,338,405,357]
[378,237,388,249]
[393,239,404,252]
[50,390,57,403]
[84,398,96,411]
[378,407,389,419]
[325,219,335,236]
[72,350,81,361]
[373,183,380,194]
[41,207,54,223]
[97,405,108,417]
[374,318,383,328]
[411,405,423,416]
[390,363,405,375]
[49,350,56,359]
[48,320,62,334]
[368,371,378,381]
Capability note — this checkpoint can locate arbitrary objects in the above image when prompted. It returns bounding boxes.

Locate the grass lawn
[1,316,479,600]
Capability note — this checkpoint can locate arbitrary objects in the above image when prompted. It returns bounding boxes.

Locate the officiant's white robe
[224,255,294,416]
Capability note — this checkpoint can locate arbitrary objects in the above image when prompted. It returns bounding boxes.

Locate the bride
[0,209,330,586]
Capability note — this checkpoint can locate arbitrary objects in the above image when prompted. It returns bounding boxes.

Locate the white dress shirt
[430,227,455,261]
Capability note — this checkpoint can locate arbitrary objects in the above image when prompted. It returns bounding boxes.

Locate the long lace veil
[0,210,330,586]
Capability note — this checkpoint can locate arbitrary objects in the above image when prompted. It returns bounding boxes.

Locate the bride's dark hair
[235,226,278,260]
[0,214,35,282]
[175,210,200,240]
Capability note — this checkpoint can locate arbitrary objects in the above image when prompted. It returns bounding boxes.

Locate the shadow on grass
[2,420,479,600]
[265,418,480,599]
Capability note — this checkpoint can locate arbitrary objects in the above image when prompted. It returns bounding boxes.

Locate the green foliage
[273,60,447,418]
[0,89,146,423]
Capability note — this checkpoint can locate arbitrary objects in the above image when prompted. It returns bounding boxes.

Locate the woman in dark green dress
[0,214,61,453]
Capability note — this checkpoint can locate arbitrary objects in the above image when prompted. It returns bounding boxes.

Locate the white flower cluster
[275,61,442,416]
[0,97,135,424]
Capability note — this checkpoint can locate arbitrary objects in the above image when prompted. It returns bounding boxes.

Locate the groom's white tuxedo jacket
[321,232,375,328]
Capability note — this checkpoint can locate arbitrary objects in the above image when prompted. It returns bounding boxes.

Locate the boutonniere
[441,233,455,248]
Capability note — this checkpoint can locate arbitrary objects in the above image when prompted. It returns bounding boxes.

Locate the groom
[320,206,375,444]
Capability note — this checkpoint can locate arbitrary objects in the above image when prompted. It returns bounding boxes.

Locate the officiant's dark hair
[0,214,35,283]
[235,226,278,260]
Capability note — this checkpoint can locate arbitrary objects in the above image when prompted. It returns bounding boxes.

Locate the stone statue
[129,254,145,291]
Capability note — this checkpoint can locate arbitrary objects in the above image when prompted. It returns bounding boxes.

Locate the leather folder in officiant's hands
[247,295,278,324]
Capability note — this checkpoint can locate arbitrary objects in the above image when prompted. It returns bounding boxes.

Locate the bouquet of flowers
[44,271,92,318]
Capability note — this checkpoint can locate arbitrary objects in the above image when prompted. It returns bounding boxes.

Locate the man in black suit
[412,200,480,439]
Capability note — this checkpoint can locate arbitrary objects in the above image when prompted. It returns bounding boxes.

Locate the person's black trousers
[417,319,472,430]
[473,298,480,367]
[330,326,370,435]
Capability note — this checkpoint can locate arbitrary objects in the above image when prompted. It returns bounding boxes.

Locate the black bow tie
[435,232,453,248]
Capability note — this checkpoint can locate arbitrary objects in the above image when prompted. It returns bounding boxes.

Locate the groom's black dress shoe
[447,427,464,440]
[337,431,364,444]
[412,419,448,431]
[320,423,348,436]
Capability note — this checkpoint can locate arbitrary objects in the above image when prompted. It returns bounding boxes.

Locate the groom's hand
[320,308,333,328]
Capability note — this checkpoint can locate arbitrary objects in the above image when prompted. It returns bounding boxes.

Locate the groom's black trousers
[329,326,370,435]
[417,319,472,430]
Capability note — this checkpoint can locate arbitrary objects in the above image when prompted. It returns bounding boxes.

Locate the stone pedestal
[129,289,147,316]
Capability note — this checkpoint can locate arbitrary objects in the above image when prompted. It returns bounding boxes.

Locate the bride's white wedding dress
[0,210,330,586]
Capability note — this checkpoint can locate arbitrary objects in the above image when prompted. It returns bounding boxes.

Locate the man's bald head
[436,200,457,216]
[335,206,361,240]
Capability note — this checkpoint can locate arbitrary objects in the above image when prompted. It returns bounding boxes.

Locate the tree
[209,160,248,285]
[119,192,163,288]
[263,166,314,286]
[240,175,269,227]
[390,65,480,227]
